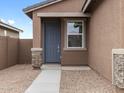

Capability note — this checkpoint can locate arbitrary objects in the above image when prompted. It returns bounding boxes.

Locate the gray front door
[44,20,61,63]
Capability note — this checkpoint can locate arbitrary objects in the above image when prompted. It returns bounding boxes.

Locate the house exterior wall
[37,18,88,65]
[35,0,85,13]
[87,0,121,81]
[61,18,88,65]
[32,0,87,65]
[7,30,19,38]
[0,26,19,38]
[61,51,87,65]
[32,0,85,48]
[33,12,42,48]
[121,0,124,47]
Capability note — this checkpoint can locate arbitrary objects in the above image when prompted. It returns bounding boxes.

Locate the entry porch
[31,15,89,67]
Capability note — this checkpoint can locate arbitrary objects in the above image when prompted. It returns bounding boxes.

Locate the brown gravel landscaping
[0,64,40,93]
[60,70,124,93]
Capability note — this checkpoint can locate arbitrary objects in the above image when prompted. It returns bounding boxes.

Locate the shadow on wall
[85,0,105,13]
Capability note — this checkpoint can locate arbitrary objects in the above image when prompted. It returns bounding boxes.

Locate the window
[67,20,86,48]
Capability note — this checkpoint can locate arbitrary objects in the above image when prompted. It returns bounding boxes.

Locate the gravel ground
[60,70,124,93]
[0,64,40,93]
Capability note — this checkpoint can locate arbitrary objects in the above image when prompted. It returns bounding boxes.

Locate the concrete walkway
[25,65,61,93]
[25,64,90,93]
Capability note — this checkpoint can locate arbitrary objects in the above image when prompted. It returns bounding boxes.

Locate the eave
[82,0,101,13]
[0,21,23,33]
[23,0,63,18]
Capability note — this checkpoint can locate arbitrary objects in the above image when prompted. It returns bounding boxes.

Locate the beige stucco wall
[32,12,42,48]
[0,37,8,69]
[0,36,33,70]
[121,0,124,47]
[0,27,19,38]
[19,39,33,64]
[88,0,121,81]
[61,18,88,65]
[35,0,85,13]
[0,36,19,70]
[7,37,19,67]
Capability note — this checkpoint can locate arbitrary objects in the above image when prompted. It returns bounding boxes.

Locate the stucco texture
[0,36,19,69]
[19,39,33,64]
[61,18,88,65]
[35,0,85,13]
[0,36,33,70]
[87,0,121,81]
[120,0,124,47]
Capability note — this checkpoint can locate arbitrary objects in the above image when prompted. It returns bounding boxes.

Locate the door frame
[42,18,61,64]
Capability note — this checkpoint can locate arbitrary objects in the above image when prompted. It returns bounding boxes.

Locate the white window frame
[66,20,86,49]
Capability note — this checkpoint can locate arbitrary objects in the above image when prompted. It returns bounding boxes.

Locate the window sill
[63,48,87,51]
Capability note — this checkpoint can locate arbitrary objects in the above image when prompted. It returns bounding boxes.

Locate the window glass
[67,22,82,34]
[68,35,82,47]
[67,20,86,48]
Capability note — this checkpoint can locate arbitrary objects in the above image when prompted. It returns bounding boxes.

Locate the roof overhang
[23,0,63,16]
[0,21,23,33]
[37,12,91,17]
[82,0,92,13]
[82,0,101,13]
